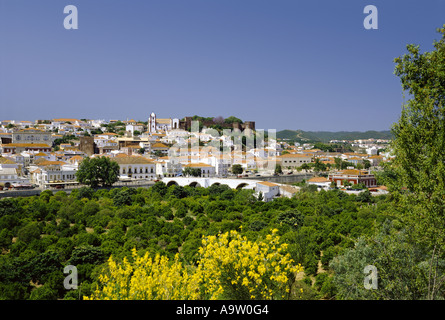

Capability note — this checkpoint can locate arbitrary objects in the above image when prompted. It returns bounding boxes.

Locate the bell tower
[148,112,156,133]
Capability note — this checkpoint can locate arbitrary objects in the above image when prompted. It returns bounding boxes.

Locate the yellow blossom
[86,229,303,300]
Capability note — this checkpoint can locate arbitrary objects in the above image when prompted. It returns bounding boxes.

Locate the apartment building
[28,160,78,189]
[111,155,156,180]
[278,153,313,169]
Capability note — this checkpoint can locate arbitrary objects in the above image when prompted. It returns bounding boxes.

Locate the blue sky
[1,0,444,131]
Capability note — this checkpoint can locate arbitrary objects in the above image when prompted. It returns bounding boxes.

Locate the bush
[17,222,41,244]
[249,220,267,231]
[69,245,105,265]
[303,253,318,276]
[175,206,187,219]
[77,187,95,200]
[113,188,136,206]
[314,273,336,299]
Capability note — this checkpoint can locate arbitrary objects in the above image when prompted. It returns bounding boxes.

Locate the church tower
[148,112,156,133]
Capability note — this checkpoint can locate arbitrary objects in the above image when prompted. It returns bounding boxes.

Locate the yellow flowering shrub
[85,248,201,300]
[196,229,303,300]
[85,229,303,300]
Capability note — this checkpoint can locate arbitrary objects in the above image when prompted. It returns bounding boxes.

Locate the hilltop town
[0,114,391,200]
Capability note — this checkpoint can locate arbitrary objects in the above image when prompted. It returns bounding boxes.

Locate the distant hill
[276,129,393,143]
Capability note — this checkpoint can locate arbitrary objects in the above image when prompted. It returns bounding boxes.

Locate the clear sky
[1,0,444,131]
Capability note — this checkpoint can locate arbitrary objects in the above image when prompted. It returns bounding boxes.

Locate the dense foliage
[381,24,445,300]
[0,182,394,300]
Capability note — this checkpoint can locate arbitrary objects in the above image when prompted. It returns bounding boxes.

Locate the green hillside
[277,129,393,143]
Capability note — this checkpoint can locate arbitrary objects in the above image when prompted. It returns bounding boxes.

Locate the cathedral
[148,112,180,134]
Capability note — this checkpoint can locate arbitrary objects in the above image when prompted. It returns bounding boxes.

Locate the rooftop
[53,118,81,123]
[36,160,67,166]
[0,157,16,165]
[279,153,312,158]
[308,176,330,183]
[332,169,371,176]
[257,181,279,187]
[152,143,168,148]
[3,143,51,148]
[112,155,155,165]
[184,162,213,168]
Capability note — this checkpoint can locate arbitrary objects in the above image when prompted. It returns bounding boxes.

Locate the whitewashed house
[256,181,280,202]
[111,155,156,180]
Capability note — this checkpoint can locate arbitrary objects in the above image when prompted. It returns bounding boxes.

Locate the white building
[278,153,312,169]
[248,148,267,158]
[148,112,180,134]
[0,157,30,188]
[307,176,331,189]
[219,134,234,149]
[0,167,20,186]
[111,155,156,180]
[202,155,231,177]
[366,146,379,155]
[279,185,300,198]
[88,119,108,128]
[182,163,216,178]
[368,155,383,167]
[165,129,190,145]
[126,123,145,136]
[155,156,183,178]
[51,118,89,132]
[12,128,53,144]
[256,181,280,202]
[94,136,118,149]
[28,160,78,189]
